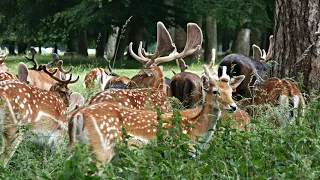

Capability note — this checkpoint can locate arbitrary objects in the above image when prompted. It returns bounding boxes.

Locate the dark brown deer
[0,65,80,167]
[218,35,274,100]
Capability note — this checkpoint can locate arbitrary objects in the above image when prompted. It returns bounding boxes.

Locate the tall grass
[0,55,319,179]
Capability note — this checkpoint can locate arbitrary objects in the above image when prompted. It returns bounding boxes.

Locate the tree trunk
[273,0,320,93]
[107,26,119,59]
[38,45,42,54]
[67,31,78,52]
[77,30,88,57]
[17,42,27,55]
[251,30,262,48]
[204,15,217,62]
[127,23,143,60]
[96,30,108,58]
[175,27,187,53]
[54,43,58,54]
[232,28,251,56]
[8,41,15,55]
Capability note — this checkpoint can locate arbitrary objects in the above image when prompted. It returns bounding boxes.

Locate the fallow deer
[0,65,80,167]
[18,48,73,90]
[243,77,305,123]
[68,64,243,166]
[86,22,202,113]
[0,72,17,81]
[0,47,10,72]
[84,55,130,90]
[170,48,250,129]
[218,35,274,100]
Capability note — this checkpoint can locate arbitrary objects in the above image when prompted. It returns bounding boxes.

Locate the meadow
[0,54,319,179]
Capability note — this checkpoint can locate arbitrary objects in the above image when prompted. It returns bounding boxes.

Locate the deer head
[128,22,202,92]
[42,62,79,106]
[0,47,10,72]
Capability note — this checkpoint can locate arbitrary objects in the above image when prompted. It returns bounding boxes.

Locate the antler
[252,44,262,61]
[154,23,203,65]
[264,35,273,61]
[46,53,60,67]
[176,58,189,72]
[129,21,176,68]
[57,60,73,74]
[42,65,79,84]
[25,47,38,70]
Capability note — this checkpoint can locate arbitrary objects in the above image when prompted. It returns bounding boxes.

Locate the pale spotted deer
[0,64,80,167]
[18,48,73,90]
[68,64,242,166]
[84,55,130,90]
[0,47,10,72]
[86,22,202,113]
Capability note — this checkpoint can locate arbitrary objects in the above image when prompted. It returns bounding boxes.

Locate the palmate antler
[252,35,273,62]
[129,22,203,69]
[128,21,176,68]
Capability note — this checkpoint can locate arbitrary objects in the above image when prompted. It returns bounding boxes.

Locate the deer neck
[195,92,221,144]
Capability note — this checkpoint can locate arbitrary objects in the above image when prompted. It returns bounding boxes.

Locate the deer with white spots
[86,22,202,113]
[68,64,242,166]
[84,55,130,90]
[18,47,72,90]
[0,47,10,72]
[0,64,80,167]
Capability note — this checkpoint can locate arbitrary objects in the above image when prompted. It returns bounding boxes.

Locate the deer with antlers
[84,55,130,90]
[68,64,246,166]
[0,64,80,167]
[0,47,10,73]
[86,22,203,113]
[218,35,274,100]
[18,48,73,90]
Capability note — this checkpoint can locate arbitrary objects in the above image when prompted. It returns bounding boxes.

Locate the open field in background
[0,55,320,179]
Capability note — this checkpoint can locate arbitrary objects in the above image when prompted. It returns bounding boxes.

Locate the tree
[273,0,320,93]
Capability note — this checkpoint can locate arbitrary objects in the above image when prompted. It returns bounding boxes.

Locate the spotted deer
[68,64,241,166]
[0,47,10,72]
[170,49,250,129]
[0,72,17,81]
[243,77,305,123]
[84,55,130,90]
[0,65,80,167]
[86,22,202,113]
[18,49,73,90]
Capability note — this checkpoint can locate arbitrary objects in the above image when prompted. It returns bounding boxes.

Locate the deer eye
[213,88,220,95]
[138,74,143,78]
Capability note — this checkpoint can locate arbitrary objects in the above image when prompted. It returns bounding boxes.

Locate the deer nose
[229,104,237,112]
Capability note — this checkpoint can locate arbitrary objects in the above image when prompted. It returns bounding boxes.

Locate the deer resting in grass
[0,65,80,167]
[86,22,201,112]
[84,55,130,90]
[218,35,274,100]
[18,47,72,90]
[68,64,243,166]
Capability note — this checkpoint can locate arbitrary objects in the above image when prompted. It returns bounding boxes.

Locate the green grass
[0,55,320,179]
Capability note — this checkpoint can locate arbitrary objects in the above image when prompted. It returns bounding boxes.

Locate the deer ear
[230,75,245,89]
[201,75,210,91]
[18,62,29,84]
[143,69,153,76]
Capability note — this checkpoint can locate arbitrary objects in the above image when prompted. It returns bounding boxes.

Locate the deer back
[86,88,171,113]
